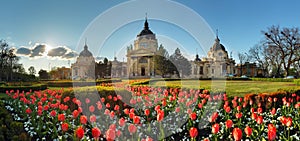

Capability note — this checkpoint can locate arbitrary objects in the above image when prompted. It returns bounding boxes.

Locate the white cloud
[16,43,78,59]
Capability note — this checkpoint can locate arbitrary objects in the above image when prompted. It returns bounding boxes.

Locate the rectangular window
[199,66,203,75]
[212,69,214,74]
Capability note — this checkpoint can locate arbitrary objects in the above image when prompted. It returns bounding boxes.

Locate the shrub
[251,78,294,82]
[294,79,300,86]
[0,84,47,93]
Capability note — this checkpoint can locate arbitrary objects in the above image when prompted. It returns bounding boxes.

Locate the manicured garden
[0,79,299,140]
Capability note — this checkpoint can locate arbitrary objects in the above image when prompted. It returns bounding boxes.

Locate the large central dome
[137,18,154,37]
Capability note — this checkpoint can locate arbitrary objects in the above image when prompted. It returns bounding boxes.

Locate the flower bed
[2,84,300,140]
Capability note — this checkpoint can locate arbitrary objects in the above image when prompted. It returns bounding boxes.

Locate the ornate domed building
[190,35,235,78]
[110,17,236,78]
[126,17,158,77]
[71,42,95,80]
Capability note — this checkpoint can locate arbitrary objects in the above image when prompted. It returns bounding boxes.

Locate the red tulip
[286,117,292,127]
[251,113,257,120]
[50,110,56,117]
[58,114,65,122]
[105,129,116,141]
[130,108,135,113]
[256,116,263,124]
[26,108,32,114]
[63,96,70,103]
[128,124,137,134]
[89,105,95,113]
[85,98,90,104]
[244,126,252,137]
[175,107,181,112]
[212,123,219,134]
[133,116,140,124]
[225,119,233,129]
[129,112,135,119]
[257,107,263,114]
[225,106,231,113]
[268,124,276,141]
[235,112,242,119]
[237,106,241,111]
[157,110,164,122]
[232,128,242,141]
[155,105,161,111]
[124,108,129,115]
[210,112,218,122]
[114,105,120,111]
[90,115,96,123]
[190,112,197,121]
[106,103,110,108]
[80,115,87,124]
[61,123,68,132]
[119,117,125,127]
[144,109,150,116]
[270,108,276,115]
[92,127,101,139]
[75,126,85,139]
[189,127,198,138]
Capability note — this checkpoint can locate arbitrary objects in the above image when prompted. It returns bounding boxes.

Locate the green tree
[170,48,191,78]
[28,66,36,76]
[154,44,176,77]
[0,40,21,81]
[38,69,49,80]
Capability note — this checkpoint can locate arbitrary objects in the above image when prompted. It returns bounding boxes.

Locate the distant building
[71,42,95,80]
[73,17,238,79]
[111,57,127,78]
[235,62,262,77]
[190,36,236,78]
[49,67,71,80]
[111,17,236,78]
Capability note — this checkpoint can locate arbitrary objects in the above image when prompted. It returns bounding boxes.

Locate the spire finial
[196,48,198,54]
[145,12,147,20]
[84,38,88,50]
[144,13,149,30]
[215,29,220,41]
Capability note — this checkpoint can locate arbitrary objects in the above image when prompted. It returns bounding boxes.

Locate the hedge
[294,79,300,86]
[0,84,47,93]
[45,79,122,87]
[251,77,294,82]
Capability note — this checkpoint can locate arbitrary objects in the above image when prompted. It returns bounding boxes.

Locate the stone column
[148,57,150,76]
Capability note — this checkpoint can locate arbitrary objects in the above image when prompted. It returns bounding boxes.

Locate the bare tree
[248,44,270,77]
[237,52,247,76]
[263,25,300,76]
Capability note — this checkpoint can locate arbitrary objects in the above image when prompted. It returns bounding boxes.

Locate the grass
[152,80,300,97]
[1,79,299,97]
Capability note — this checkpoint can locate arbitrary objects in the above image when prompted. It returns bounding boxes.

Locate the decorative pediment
[128,48,155,56]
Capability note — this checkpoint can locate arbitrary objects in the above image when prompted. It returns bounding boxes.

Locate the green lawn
[152,80,300,97]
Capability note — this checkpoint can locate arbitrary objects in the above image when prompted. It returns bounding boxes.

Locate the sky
[0,0,299,73]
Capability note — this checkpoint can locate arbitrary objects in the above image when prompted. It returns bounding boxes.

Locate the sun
[45,44,53,54]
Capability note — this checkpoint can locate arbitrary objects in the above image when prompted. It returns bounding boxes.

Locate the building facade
[190,37,236,78]
[71,43,95,80]
[73,18,236,79]
[126,18,158,78]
